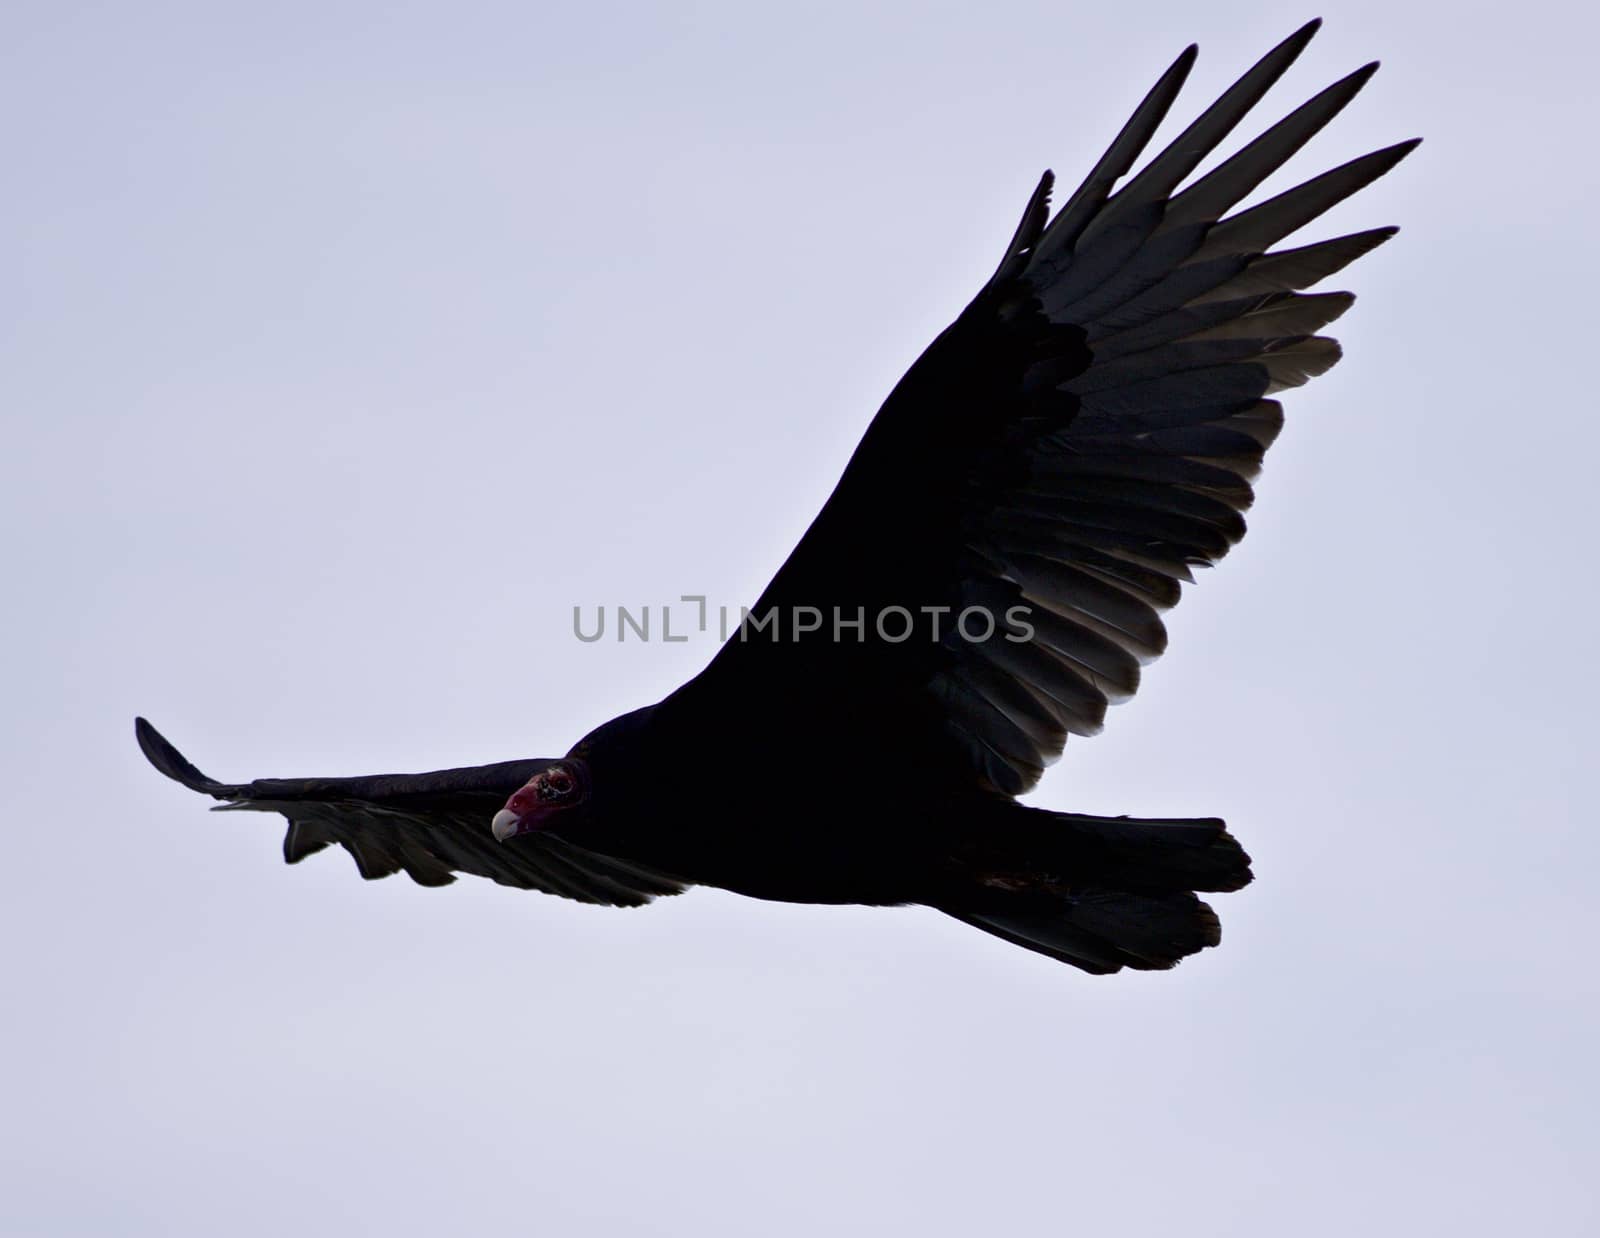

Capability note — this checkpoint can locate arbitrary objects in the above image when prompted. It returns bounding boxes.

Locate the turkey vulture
[139,20,1415,973]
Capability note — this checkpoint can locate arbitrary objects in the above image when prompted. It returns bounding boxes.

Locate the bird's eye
[541,768,576,800]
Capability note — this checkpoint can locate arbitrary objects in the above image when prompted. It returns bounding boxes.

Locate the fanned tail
[943,807,1251,974]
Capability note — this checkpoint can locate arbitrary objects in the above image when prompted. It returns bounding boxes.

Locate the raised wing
[684,21,1415,797]
[136,718,687,906]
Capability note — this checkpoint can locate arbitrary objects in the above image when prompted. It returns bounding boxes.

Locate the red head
[491,760,590,841]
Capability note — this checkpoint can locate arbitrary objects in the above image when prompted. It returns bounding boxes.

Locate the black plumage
[139,22,1414,973]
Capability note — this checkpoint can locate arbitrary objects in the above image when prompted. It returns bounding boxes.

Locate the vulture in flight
[139,21,1415,974]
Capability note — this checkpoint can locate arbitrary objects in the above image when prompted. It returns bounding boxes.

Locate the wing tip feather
[135,716,230,797]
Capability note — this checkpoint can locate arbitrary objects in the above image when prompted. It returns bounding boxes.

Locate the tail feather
[1046,810,1253,893]
[948,891,1221,974]
[941,807,1249,974]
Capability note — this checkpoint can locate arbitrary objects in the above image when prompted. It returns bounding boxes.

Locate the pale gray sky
[5,1,1596,1234]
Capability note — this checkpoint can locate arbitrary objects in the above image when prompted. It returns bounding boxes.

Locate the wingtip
[135,716,224,795]
[1385,137,1425,165]
[1265,19,1321,60]
[1035,167,1056,208]
[1165,42,1199,85]
[135,715,174,773]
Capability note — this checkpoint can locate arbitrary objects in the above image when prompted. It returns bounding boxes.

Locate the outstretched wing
[136,719,688,906]
[683,21,1415,797]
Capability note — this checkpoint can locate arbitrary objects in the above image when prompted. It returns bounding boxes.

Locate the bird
[138,20,1416,974]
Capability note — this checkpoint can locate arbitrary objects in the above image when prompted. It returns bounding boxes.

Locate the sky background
[4,0,1596,1233]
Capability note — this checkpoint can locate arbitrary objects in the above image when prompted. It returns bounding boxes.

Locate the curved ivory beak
[491,808,524,842]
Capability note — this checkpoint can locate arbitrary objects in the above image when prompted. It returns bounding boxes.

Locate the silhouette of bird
[139,21,1415,972]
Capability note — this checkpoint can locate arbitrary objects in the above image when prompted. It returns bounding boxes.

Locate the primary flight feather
[139,20,1416,973]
